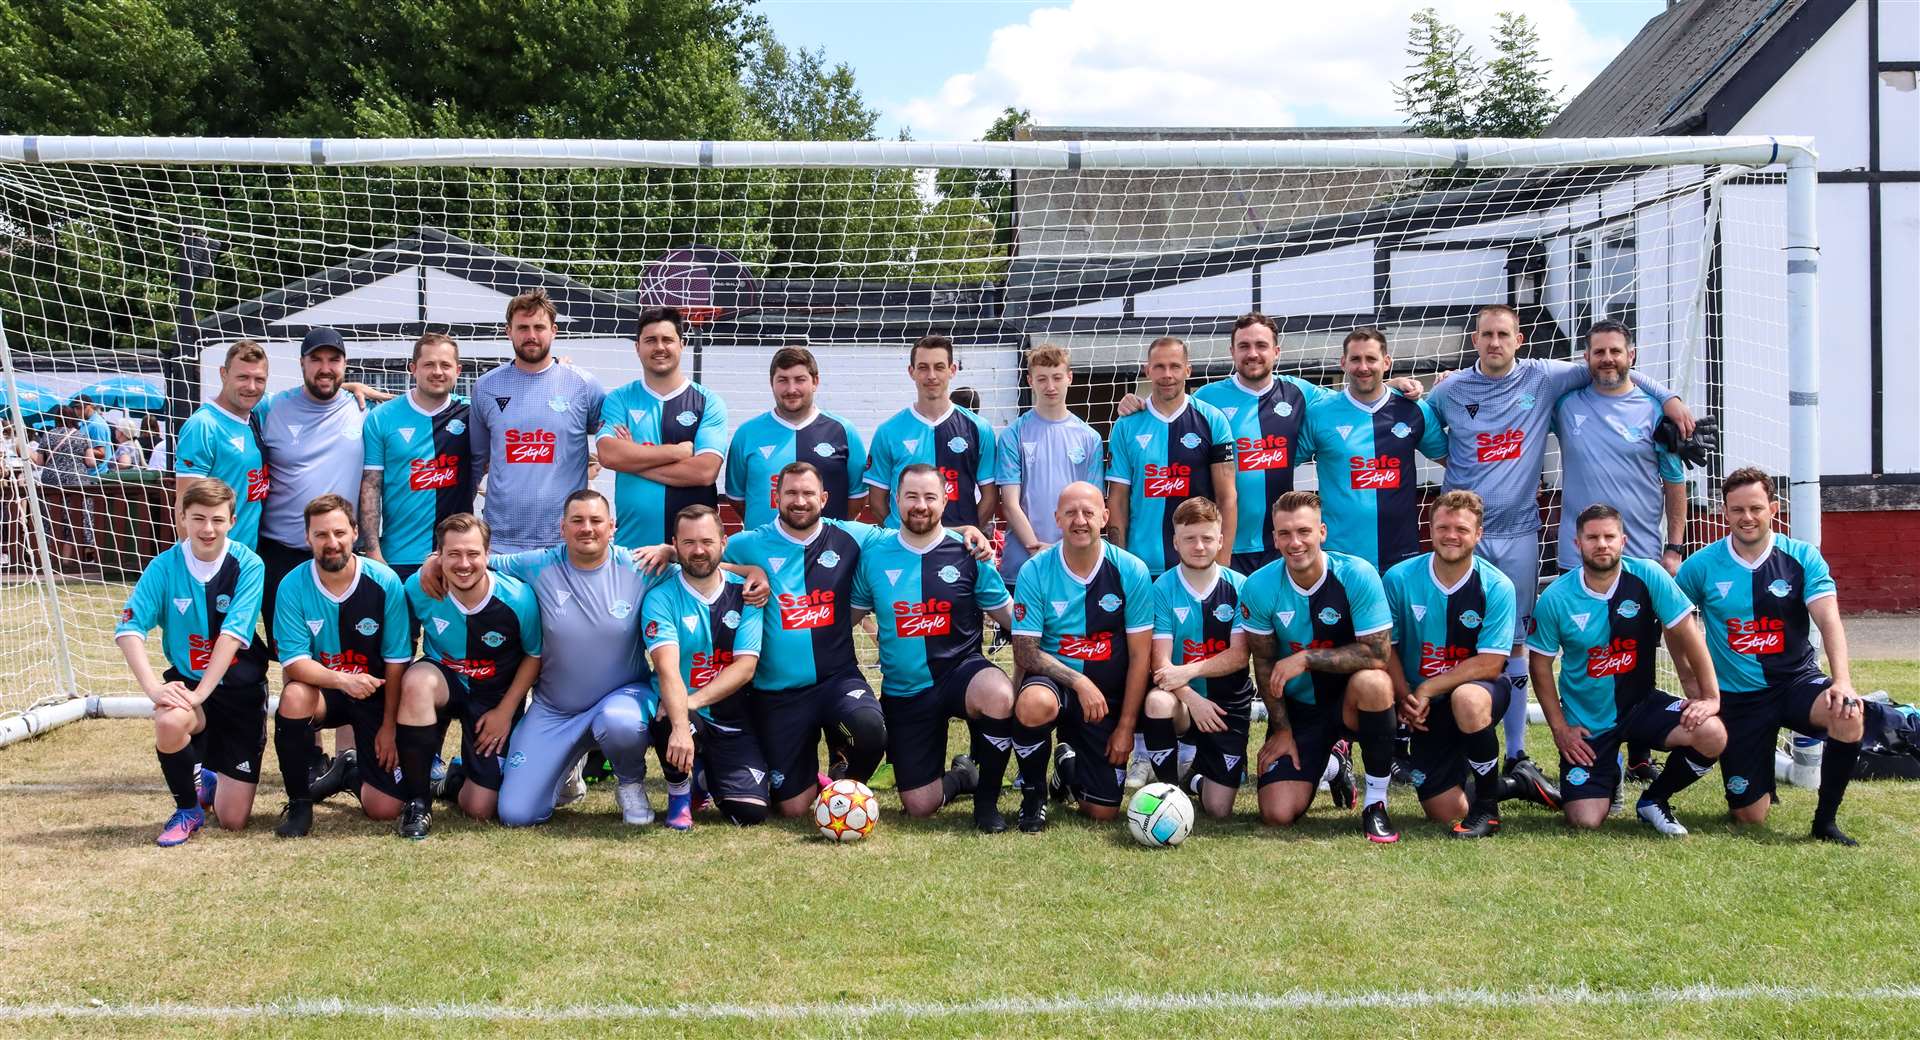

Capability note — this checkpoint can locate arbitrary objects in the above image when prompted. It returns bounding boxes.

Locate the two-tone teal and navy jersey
[1106,397,1235,575]
[1193,375,1333,557]
[116,540,268,686]
[1381,553,1518,683]
[852,529,1013,698]
[1527,558,1695,732]
[865,404,996,527]
[1676,535,1835,695]
[272,557,412,676]
[725,410,868,530]
[1299,389,1448,570]
[1238,552,1390,706]
[1150,565,1254,708]
[406,571,542,707]
[1010,542,1154,700]
[596,379,728,549]
[641,568,764,725]
[363,392,476,565]
[723,518,885,692]
[174,402,268,548]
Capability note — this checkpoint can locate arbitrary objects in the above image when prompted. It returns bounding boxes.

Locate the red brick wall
[1822,510,1920,613]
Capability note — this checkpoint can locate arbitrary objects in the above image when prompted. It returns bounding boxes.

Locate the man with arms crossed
[597,307,728,549]
[727,346,869,530]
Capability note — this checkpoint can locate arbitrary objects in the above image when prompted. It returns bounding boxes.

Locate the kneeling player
[1145,498,1256,820]
[115,478,269,845]
[1676,467,1868,845]
[398,513,542,835]
[1240,492,1400,840]
[271,495,414,837]
[852,464,1017,831]
[643,505,766,830]
[1381,491,1535,838]
[1529,505,1726,835]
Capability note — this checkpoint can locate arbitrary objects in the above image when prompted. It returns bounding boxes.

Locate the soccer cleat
[974,801,1008,834]
[398,798,432,840]
[155,807,204,847]
[1361,801,1399,844]
[947,754,980,796]
[1501,754,1562,811]
[309,748,360,803]
[1625,757,1661,784]
[1635,799,1688,837]
[275,800,313,839]
[555,752,590,808]
[1123,755,1151,790]
[1811,819,1859,847]
[1449,809,1501,839]
[196,766,218,811]
[1327,740,1356,810]
[615,781,654,826]
[1050,743,1079,804]
[428,754,448,799]
[438,759,467,805]
[663,791,694,832]
[1016,792,1049,833]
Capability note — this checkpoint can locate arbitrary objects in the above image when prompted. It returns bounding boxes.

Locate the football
[1126,782,1195,848]
[814,778,880,842]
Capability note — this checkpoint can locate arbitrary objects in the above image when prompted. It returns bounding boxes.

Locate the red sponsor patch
[778,589,835,630]
[505,429,556,464]
[1419,642,1472,678]
[1586,638,1639,677]
[188,633,214,671]
[1182,637,1230,661]
[246,465,271,502]
[1058,632,1113,661]
[441,656,498,681]
[767,473,781,510]
[1349,455,1402,489]
[1474,429,1525,463]
[1143,463,1192,498]
[940,466,962,502]
[409,453,462,491]
[1236,434,1289,471]
[1726,617,1785,655]
[690,650,732,689]
[893,599,953,638]
[320,649,370,674]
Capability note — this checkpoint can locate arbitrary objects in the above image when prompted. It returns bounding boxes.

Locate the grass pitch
[2,660,1918,1038]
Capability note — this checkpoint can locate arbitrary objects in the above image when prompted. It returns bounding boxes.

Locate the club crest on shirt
[548,396,570,413]
[938,564,961,583]
[354,617,380,636]
[1517,393,1536,410]
[609,599,633,619]
[1459,609,1482,629]
[1067,445,1087,464]
[1098,593,1122,612]
[818,550,842,569]
[1213,603,1234,623]
[813,442,835,458]
[1317,606,1341,625]
[1273,401,1293,418]
[481,630,506,647]
[1767,579,1793,598]
[947,436,968,453]
[214,594,231,613]
[677,410,698,427]
[722,609,741,629]
[1617,599,1641,619]
[1180,432,1202,450]
[1391,422,1412,439]
[447,418,466,436]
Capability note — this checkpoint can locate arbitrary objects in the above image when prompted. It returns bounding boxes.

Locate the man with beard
[174,339,271,549]
[361,333,476,583]
[726,346,869,530]
[644,505,766,830]
[1529,505,1726,836]
[268,495,412,837]
[397,513,542,835]
[597,307,728,549]
[851,464,1017,832]
[1106,336,1236,576]
[469,288,606,553]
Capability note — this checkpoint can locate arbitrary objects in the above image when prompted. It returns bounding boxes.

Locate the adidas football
[1126,782,1194,848]
[814,778,879,842]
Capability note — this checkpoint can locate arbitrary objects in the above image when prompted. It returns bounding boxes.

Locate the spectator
[111,418,145,470]
[39,402,103,568]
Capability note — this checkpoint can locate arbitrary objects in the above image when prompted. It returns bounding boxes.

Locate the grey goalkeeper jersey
[492,545,668,714]
[1551,386,1686,570]
[1427,358,1674,537]
[469,360,606,553]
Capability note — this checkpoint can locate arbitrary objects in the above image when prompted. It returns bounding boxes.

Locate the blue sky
[757,0,1671,139]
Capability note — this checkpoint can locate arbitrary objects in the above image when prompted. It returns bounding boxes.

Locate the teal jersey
[725,410,868,530]
[116,540,267,685]
[1193,375,1333,554]
[723,518,886,691]
[1675,535,1835,694]
[272,556,412,675]
[641,568,764,725]
[362,393,476,564]
[864,404,996,528]
[1381,553,1517,683]
[1010,542,1154,698]
[174,402,268,548]
[1298,389,1448,570]
[1238,552,1391,706]
[852,529,1012,698]
[1150,565,1254,708]
[595,379,728,549]
[1106,397,1235,575]
[1528,558,1695,732]
[406,570,542,706]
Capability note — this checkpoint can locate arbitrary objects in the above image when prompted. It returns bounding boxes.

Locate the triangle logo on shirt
[885,569,903,585]
[552,589,572,608]
[1715,581,1733,598]
[1135,433,1152,449]
[495,396,512,411]
[1572,413,1588,430]
[305,619,323,635]
[172,598,191,614]
[902,438,920,453]
[1023,442,1036,455]
[287,424,304,440]
[1411,605,1427,622]
[433,618,450,634]
[227,435,245,451]
[1223,407,1238,420]
[398,427,415,444]
[1173,606,1189,623]
[1465,404,1480,419]
[759,445,776,459]
[1571,611,1591,629]
[1051,600,1068,617]
[683,614,700,633]
[769,556,788,572]
[1278,610,1296,626]
[1336,425,1353,439]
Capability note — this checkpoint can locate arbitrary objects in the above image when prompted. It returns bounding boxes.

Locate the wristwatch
[1663,542,1687,557]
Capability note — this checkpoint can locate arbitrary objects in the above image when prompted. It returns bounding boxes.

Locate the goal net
[0,136,1815,727]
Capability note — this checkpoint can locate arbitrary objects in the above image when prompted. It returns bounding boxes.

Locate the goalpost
[0,134,1819,746]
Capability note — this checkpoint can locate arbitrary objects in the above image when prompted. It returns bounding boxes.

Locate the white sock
[1364,773,1391,807]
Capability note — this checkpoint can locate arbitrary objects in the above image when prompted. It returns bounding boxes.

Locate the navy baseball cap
[299,327,346,357]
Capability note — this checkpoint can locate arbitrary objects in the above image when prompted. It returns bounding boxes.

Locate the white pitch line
[3,983,1918,1022]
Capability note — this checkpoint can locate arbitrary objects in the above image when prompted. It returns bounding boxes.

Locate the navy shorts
[883,655,1000,791]
[1023,673,1127,808]
[319,683,405,800]
[163,668,267,785]
[1719,675,1832,810]
[1407,681,1513,802]
[1559,690,1686,803]
[421,659,524,792]
[1257,695,1346,788]
[749,668,881,802]
[1184,697,1253,789]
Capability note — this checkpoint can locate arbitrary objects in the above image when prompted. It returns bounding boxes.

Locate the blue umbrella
[73,376,165,412]
[2,381,63,420]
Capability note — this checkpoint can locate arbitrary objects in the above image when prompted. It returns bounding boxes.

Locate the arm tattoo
[1244,632,1279,668]
[1012,634,1084,688]
[1303,631,1390,674]
[358,470,383,543]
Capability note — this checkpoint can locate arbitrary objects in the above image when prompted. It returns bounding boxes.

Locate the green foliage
[1479,12,1562,138]
[1395,8,1561,138]
[933,107,1030,252]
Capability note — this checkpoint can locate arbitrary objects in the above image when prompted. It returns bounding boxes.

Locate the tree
[934,107,1030,251]
[1477,12,1561,137]
[1394,8,1480,138]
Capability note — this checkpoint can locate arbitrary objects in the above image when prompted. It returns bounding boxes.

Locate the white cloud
[891,0,1630,140]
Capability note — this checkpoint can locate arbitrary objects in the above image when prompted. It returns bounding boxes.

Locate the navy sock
[274,713,314,801]
[1013,722,1052,801]
[1141,715,1178,784]
[969,715,1013,811]
[157,745,199,810]
[396,723,438,801]
[1642,746,1714,805]
[1815,739,1860,826]
[1464,722,1502,814]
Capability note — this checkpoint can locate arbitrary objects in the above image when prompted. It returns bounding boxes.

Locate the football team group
[117,290,1881,848]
